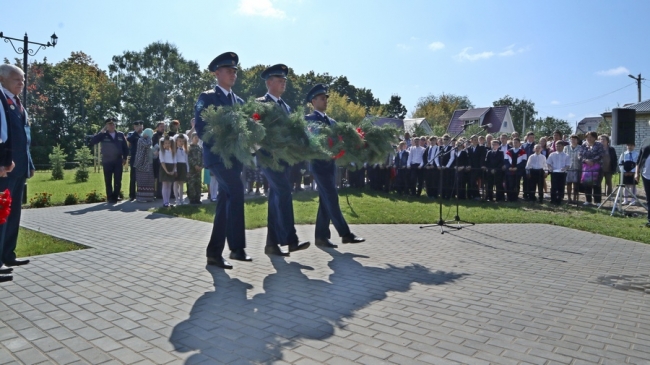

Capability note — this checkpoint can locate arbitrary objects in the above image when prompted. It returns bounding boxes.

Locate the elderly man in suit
[304,84,365,248]
[256,64,310,256]
[194,52,251,269]
[0,64,35,282]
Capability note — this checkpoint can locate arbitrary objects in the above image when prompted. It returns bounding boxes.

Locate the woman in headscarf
[134,128,155,202]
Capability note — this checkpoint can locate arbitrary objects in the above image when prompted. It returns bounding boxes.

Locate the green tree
[326,93,367,125]
[74,145,94,182]
[48,144,67,180]
[385,94,407,119]
[531,116,572,138]
[108,42,213,130]
[412,93,474,128]
[492,95,537,134]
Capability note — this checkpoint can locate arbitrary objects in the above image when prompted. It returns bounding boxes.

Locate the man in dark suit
[90,118,129,204]
[194,52,251,269]
[0,64,35,281]
[304,84,365,248]
[467,135,487,200]
[484,140,505,201]
[127,120,143,201]
[394,141,409,194]
[256,64,310,256]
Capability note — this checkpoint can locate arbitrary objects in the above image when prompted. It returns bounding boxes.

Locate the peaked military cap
[306,83,329,102]
[208,52,239,72]
[132,120,143,125]
[260,64,288,80]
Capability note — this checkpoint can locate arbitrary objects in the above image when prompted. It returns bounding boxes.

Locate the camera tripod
[598,168,648,216]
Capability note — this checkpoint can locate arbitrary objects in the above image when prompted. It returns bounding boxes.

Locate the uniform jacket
[90,130,129,164]
[0,92,13,167]
[485,150,505,171]
[127,130,141,167]
[467,144,487,169]
[394,150,409,168]
[505,147,527,175]
[256,94,292,114]
[194,86,244,168]
[305,111,333,126]
[0,91,33,176]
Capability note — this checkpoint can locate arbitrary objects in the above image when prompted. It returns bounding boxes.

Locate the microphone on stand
[479,123,493,129]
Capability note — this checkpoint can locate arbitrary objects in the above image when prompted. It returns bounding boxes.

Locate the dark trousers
[506,172,522,201]
[0,172,26,264]
[396,168,408,194]
[425,168,439,198]
[468,168,482,199]
[528,169,545,201]
[262,163,298,246]
[129,166,137,199]
[643,177,650,223]
[348,167,365,188]
[103,160,123,201]
[312,160,351,240]
[550,172,567,204]
[485,171,504,201]
[442,168,454,199]
[206,159,245,258]
[455,169,467,199]
[409,164,424,196]
[523,172,533,200]
[153,160,162,199]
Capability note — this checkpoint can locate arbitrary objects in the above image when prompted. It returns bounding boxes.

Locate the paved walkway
[1,202,650,364]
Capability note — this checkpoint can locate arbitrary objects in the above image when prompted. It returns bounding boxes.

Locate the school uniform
[467,144,486,199]
[454,149,469,199]
[526,153,547,202]
[546,151,570,204]
[484,149,505,201]
[394,149,409,194]
[424,145,439,198]
[407,145,425,196]
[505,147,527,201]
[436,146,456,199]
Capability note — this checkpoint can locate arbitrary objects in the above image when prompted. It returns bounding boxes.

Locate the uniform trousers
[425,168,439,198]
[528,169,545,201]
[206,158,245,258]
[468,168,482,199]
[485,171,504,201]
[0,171,26,264]
[506,172,522,202]
[311,159,351,240]
[103,160,123,201]
[643,177,650,223]
[129,166,137,199]
[262,161,298,247]
[409,164,424,196]
[441,168,454,199]
[550,172,567,204]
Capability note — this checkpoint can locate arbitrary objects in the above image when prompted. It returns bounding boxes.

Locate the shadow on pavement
[170,250,467,364]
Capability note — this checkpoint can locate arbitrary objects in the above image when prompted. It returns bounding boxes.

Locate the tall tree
[531,116,572,137]
[492,95,537,134]
[411,93,474,127]
[325,92,367,125]
[385,94,407,119]
[356,88,381,113]
[108,42,213,130]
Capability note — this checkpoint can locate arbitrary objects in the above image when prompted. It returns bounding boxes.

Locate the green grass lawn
[16,227,87,257]
[27,169,131,205]
[155,189,650,244]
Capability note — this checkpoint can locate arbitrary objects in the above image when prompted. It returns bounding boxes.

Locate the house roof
[447,106,509,135]
[459,107,490,121]
[575,117,603,134]
[372,117,404,130]
[403,118,432,134]
[602,99,650,116]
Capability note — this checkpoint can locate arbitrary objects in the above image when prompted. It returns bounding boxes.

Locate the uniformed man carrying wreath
[194,52,251,269]
[305,84,365,248]
[256,64,310,256]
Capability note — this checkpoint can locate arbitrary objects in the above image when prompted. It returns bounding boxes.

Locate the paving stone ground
[1,201,650,364]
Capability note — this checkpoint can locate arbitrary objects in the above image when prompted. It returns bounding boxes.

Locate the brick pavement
[0,202,649,364]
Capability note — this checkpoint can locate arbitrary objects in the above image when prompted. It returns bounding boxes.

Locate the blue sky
[3,0,650,130]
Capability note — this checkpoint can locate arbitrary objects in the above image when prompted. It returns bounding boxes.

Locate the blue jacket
[394,150,409,168]
[90,131,129,164]
[127,131,140,167]
[194,86,244,168]
[0,91,34,177]
[256,94,291,114]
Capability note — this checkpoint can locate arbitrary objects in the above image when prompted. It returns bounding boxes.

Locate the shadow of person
[170,252,467,364]
[66,200,157,215]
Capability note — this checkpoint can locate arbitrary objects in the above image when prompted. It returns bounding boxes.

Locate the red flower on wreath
[356,127,365,139]
[0,189,12,225]
[252,113,261,121]
[333,150,346,160]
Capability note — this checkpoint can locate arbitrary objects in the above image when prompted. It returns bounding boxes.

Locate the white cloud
[428,41,445,51]
[397,44,411,50]
[237,0,286,18]
[455,47,494,62]
[498,44,528,57]
[596,66,629,76]
[550,100,560,105]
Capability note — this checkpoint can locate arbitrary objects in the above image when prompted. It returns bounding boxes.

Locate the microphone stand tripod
[420,123,475,233]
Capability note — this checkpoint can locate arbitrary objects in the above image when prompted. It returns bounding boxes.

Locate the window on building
[503,122,508,127]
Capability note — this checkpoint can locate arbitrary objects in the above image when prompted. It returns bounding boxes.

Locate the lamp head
[50,33,57,47]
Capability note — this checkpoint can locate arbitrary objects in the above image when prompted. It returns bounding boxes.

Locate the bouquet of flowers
[0,189,11,225]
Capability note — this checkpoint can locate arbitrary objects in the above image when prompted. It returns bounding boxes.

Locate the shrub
[49,145,67,180]
[30,192,52,208]
[85,190,105,203]
[64,193,79,206]
[74,146,94,183]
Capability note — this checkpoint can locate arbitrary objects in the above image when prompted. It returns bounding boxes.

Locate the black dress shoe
[342,234,365,244]
[229,249,252,262]
[5,259,29,267]
[0,266,13,274]
[264,245,289,256]
[207,256,233,269]
[0,275,13,282]
[288,241,310,252]
[315,238,338,248]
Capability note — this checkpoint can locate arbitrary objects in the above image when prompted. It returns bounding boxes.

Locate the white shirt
[427,145,439,165]
[159,149,176,171]
[407,146,425,165]
[526,153,547,170]
[175,148,189,172]
[643,154,650,180]
[435,146,456,167]
[546,151,570,172]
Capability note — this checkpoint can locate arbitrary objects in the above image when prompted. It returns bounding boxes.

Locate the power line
[546,82,635,108]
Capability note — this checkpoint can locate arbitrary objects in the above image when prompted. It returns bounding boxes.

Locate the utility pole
[522,109,526,134]
[628,73,645,102]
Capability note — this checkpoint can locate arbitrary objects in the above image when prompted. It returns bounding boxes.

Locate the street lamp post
[0,31,58,106]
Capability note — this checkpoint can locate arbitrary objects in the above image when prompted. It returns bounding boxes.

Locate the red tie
[14,96,24,114]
